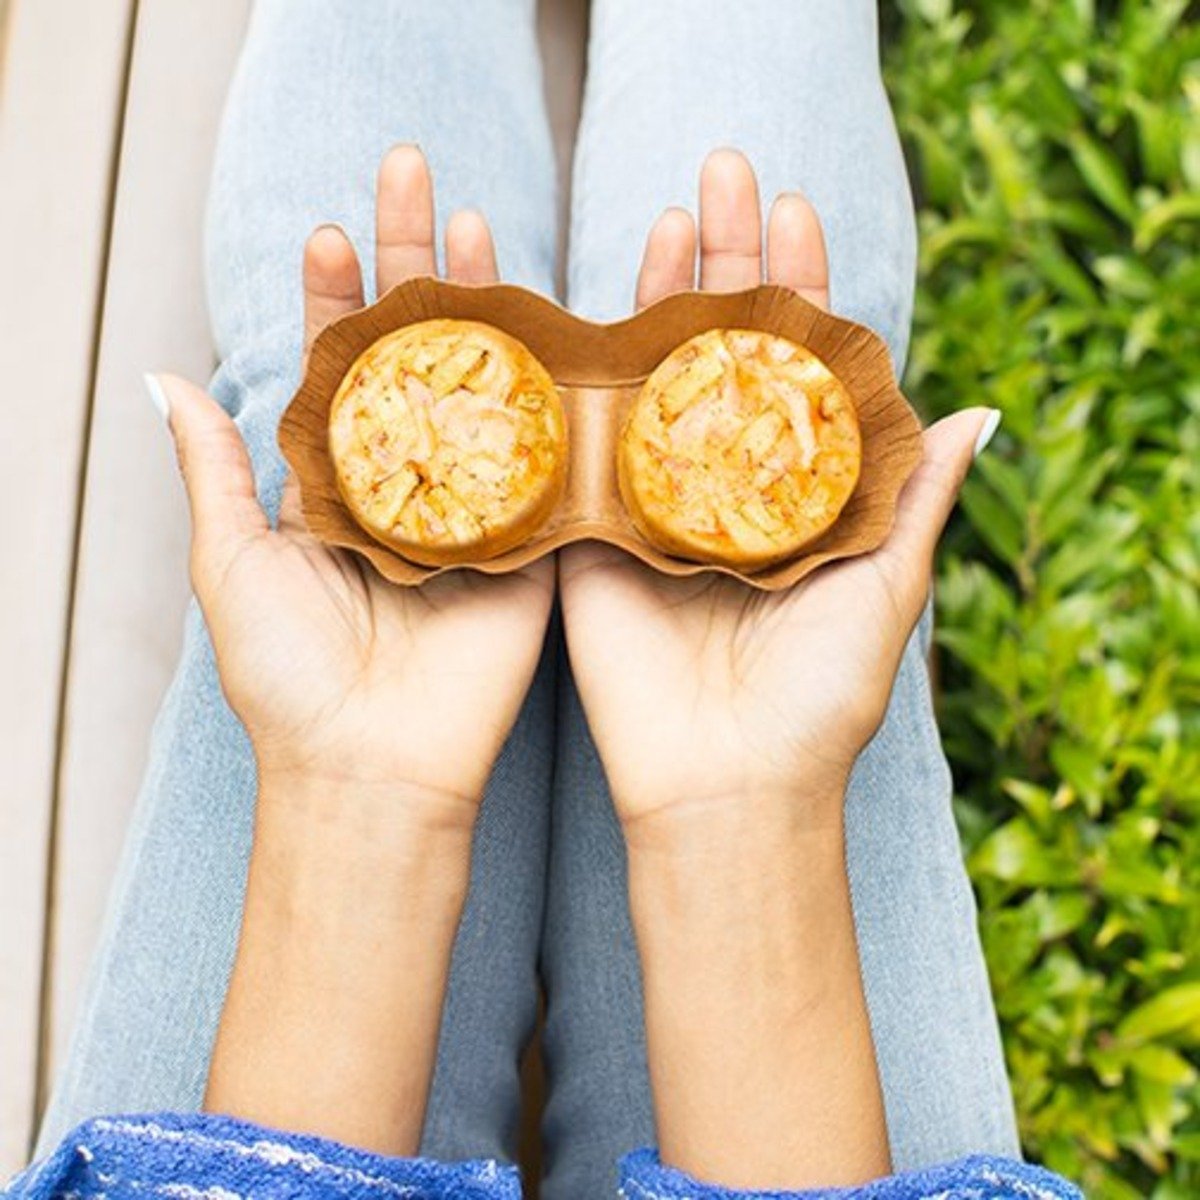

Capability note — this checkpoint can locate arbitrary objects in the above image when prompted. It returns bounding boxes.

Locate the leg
[540,2,1018,1193]
[566,0,914,348]
[37,0,558,1163]
[540,648,655,1198]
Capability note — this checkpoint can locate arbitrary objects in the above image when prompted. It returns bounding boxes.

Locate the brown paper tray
[278,277,923,590]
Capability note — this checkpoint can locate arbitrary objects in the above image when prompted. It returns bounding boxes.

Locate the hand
[158,146,554,825]
[563,149,990,1189]
[200,147,547,1153]
[559,149,997,836]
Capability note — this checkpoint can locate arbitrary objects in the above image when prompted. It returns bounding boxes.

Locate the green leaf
[1134,1076,1182,1151]
[887,4,1200,1190]
[907,119,963,207]
[1066,131,1137,221]
[1093,255,1157,301]
[972,104,1032,217]
[1123,306,1163,367]
[1130,94,1182,185]
[921,217,1004,266]
[1031,240,1099,304]
[1134,192,1200,251]
[1126,1045,1198,1086]
[913,0,952,24]
[1028,889,1092,941]
[971,819,1081,887]
[1151,1179,1195,1200]
[1117,982,1200,1043]
[1001,779,1055,829]
[1050,739,1108,803]
[960,479,1025,566]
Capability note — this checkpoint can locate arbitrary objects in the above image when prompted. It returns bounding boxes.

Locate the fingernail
[973,408,1002,459]
[144,373,170,423]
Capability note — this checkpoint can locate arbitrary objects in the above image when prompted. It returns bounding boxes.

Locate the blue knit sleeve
[618,1149,1083,1199]
[4,1112,520,1199]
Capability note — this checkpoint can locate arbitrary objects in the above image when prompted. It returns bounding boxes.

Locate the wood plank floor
[46,0,250,1100]
[0,0,586,1180]
[0,0,140,1173]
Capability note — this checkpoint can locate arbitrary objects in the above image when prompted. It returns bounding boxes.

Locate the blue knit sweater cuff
[6,1111,521,1199]
[618,1149,1083,1199]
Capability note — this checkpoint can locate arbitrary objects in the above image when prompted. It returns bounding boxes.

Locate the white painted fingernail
[973,409,1002,459]
[144,373,170,423]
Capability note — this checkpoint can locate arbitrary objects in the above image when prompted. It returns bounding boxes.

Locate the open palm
[560,151,994,825]
[161,147,553,812]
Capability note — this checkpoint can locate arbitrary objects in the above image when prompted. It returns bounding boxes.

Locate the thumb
[147,373,270,588]
[874,406,1001,615]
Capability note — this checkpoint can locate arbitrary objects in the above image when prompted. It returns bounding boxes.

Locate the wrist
[619,776,848,863]
[625,794,854,1040]
[252,770,475,918]
[626,799,850,965]
[256,757,481,839]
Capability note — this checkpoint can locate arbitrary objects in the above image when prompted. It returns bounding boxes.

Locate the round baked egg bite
[328,319,567,566]
[618,328,861,570]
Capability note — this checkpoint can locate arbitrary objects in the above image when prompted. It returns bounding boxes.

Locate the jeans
[36,2,1020,1196]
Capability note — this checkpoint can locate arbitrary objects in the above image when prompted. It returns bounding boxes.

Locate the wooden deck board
[2,0,587,1178]
[0,0,136,1175]
[45,0,251,1100]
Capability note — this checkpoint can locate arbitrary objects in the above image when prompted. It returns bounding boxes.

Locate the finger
[875,408,1001,615]
[303,225,364,354]
[375,144,437,295]
[444,210,499,284]
[767,192,830,310]
[150,373,269,582]
[636,207,697,310]
[698,148,763,291]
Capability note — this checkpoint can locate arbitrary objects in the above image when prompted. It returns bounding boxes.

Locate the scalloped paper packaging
[278,278,923,591]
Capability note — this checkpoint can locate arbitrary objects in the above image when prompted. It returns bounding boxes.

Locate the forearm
[626,794,890,1190]
[204,773,473,1156]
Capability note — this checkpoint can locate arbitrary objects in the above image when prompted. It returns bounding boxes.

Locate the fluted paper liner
[278,278,923,590]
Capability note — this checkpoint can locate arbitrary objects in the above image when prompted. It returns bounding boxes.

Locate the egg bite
[618,328,861,570]
[328,319,567,566]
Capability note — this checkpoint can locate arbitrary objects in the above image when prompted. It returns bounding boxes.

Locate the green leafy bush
[883,2,1200,1195]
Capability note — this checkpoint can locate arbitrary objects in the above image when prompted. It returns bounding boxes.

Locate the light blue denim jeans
[37,2,1020,1196]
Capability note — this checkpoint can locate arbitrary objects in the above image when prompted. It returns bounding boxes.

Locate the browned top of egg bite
[328,319,567,566]
[618,328,862,569]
